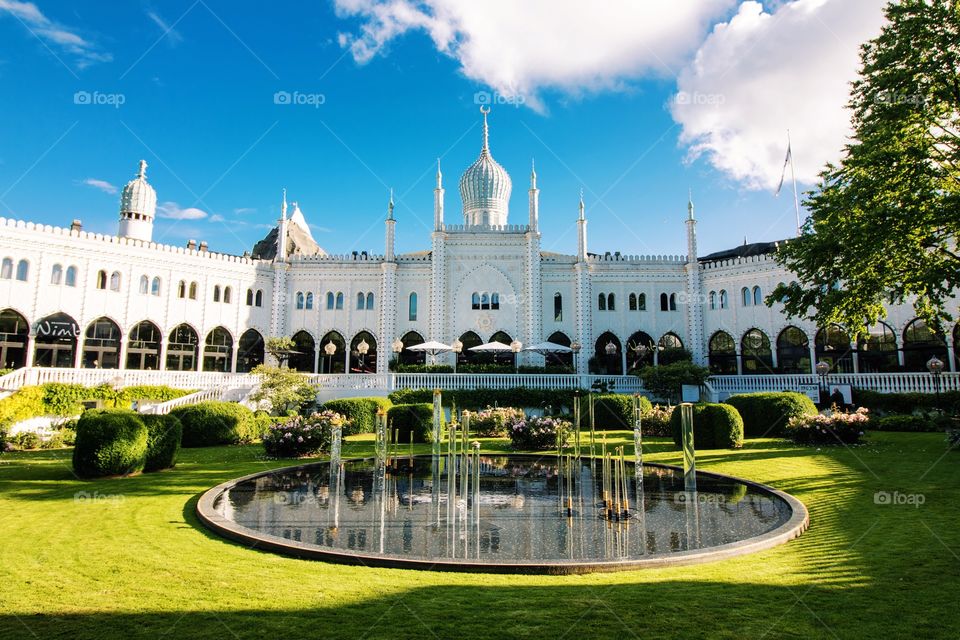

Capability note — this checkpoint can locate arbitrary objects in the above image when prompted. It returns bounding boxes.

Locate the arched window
[472,292,480,310]
[629,293,637,311]
[296,292,305,309]
[255,290,263,307]
[708,291,716,310]
[50,264,63,285]
[151,277,161,296]
[319,331,346,373]
[545,331,573,368]
[326,292,335,310]
[33,312,79,368]
[592,331,622,375]
[658,332,685,364]
[741,287,751,307]
[481,293,490,310]
[708,331,737,374]
[96,270,107,290]
[289,331,316,372]
[189,282,197,300]
[554,293,562,321]
[246,289,253,306]
[82,317,122,369]
[777,326,810,374]
[236,329,265,373]
[902,319,947,372]
[202,327,233,372]
[491,292,500,310]
[753,286,762,306]
[213,285,221,303]
[741,328,773,374]
[815,324,854,373]
[15,260,28,281]
[357,292,366,310]
[720,289,728,309]
[669,293,677,311]
[166,324,199,371]
[606,293,615,311]
[335,292,344,310]
[0,309,29,369]
[65,266,77,287]
[408,292,418,321]
[626,331,656,371]
[305,292,313,310]
[638,293,646,311]
[109,271,121,291]
[659,293,668,312]
[223,286,231,304]
[126,321,161,370]
[178,280,186,299]
[598,293,606,311]
[0,258,11,279]
[399,331,426,366]
[139,275,149,294]
[857,322,898,373]
[366,292,374,310]
[349,331,377,374]
[455,331,482,366]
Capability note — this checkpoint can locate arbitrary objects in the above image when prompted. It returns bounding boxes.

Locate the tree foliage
[265,336,296,368]
[249,365,317,416]
[637,362,710,404]
[770,0,960,332]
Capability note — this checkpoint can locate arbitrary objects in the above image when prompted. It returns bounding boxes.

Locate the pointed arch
[246,288,254,306]
[741,328,773,374]
[637,293,646,311]
[0,308,29,369]
[289,330,316,373]
[366,292,374,310]
[719,289,728,309]
[658,332,686,364]
[33,312,79,368]
[902,318,947,372]
[606,293,615,311]
[593,331,622,375]
[296,292,305,309]
[399,330,426,366]
[545,330,573,368]
[598,293,606,311]
[305,292,313,310]
[350,331,377,374]
[319,331,346,373]
[776,326,810,374]
[815,324,854,373]
[335,292,344,310]
[626,331,656,371]
[456,330,483,366]
[166,324,199,371]
[659,293,668,312]
[202,326,233,372]
[237,329,265,373]
[752,285,762,306]
[357,291,366,310]
[126,320,161,370]
[151,276,161,296]
[50,264,63,285]
[255,289,263,307]
[80,317,122,369]
[857,322,898,373]
[708,331,737,374]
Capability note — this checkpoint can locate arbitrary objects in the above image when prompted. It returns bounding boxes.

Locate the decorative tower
[576,189,588,262]
[684,191,706,366]
[459,107,512,227]
[528,160,539,232]
[385,189,396,262]
[574,190,592,374]
[523,159,542,367]
[433,160,444,231]
[118,160,156,242]
[380,191,399,374]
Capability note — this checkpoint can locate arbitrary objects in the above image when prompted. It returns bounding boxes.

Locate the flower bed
[643,405,674,437]
[786,406,869,445]
[509,415,571,451]
[469,407,525,437]
[262,410,347,458]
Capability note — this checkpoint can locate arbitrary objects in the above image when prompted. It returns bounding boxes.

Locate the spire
[436,158,442,189]
[578,188,585,220]
[387,188,395,220]
[530,159,537,189]
[480,105,490,155]
[687,188,695,220]
[137,159,147,179]
[281,188,288,220]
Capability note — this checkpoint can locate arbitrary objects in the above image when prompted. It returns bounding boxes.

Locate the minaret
[276,188,289,263]
[118,159,157,242]
[433,159,444,231]
[576,189,588,262]
[270,189,289,342]
[385,189,396,262]
[684,190,705,366]
[528,160,539,232]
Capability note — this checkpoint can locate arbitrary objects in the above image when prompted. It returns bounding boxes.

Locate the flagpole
[788,129,801,236]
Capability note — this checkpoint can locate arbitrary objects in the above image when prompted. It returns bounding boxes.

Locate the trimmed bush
[724,392,818,438]
[263,411,343,457]
[853,389,960,415]
[871,413,953,433]
[468,406,524,437]
[670,403,744,449]
[592,394,651,430]
[72,409,148,478]
[141,414,182,472]
[387,403,439,443]
[786,407,869,445]
[643,405,674,437]
[320,397,392,435]
[170,401,258,447]
[509,415,571,450]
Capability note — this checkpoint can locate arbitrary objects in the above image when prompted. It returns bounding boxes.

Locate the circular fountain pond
[197,455,807,574]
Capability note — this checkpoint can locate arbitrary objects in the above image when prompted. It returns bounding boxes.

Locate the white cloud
[233,207,256,215]
[81,178,117,195]
[146,10,183,45]
[209,214,225,223]
[333,0,735,111]
[157,201,208,220]
[0,0,111,67]
[670,0,887,190]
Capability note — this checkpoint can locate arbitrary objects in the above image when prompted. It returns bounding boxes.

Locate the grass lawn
[0,430,957,639]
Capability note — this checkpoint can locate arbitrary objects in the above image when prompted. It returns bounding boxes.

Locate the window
[213,285,221,303]
[255,290,263,307]
[659,293,668,312]
[409,292,418,321]
[366,292,374,310]
[335,292,344,310]
[51,264,63,285]
[223,286,231,304]
[96,270,107,289]
[246,289,253,306]
[720,289,728,309]
[606,293,615,311]
[598,293,606,311]
[296,292,304,309]
[139,275,149,294]
[188,281,197,300]
[357,292,365,310]
[742,287,751,307]
[753,286,762,306]
[305,292,313,310]
[0,258,11,279]
[554,293,562,322]
[709,291,716,310]
[491,293,500,310]
[151,277,161,296]
[669,293,677,311]
[15,260,28,281]
[472,292,481,310]
[326,292,335,310]
[629,293,637,311]
[638,293,646,311]
[481,293,490,310]
[109,271,121,291]
[65,266,77,287]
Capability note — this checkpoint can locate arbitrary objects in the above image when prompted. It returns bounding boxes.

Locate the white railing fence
[139,388,225,415]
[707,372,960,399]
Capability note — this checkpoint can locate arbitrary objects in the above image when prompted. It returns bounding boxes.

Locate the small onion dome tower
[118,159,157,242]
[459,106,512,227]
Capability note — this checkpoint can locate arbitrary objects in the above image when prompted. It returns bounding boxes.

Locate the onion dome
[459,107,511,227]
[120,160,157,219]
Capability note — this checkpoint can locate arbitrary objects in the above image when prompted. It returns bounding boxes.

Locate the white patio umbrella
[405,340,453,365]
[522,341,573,354]
[468,341,513,352]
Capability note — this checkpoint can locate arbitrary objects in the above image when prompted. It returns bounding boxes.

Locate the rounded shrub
[170,401,257,447]
[72,409,148,478]
[509,415,571,450]
[724,392,817,438]
[320,397,392,436]
[871,413,952,433]
[592,394,651,430]
[263,411,343,457]
[387,403,438,443]
[141,414,182,472]
[468,406,524,437]
[670,403,744,449]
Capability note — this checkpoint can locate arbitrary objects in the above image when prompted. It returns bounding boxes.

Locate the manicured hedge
[72,409,149,478]
[388,388,650,412]
[320,397,392,435]
[141,414,182,471]
[871,413,954,433]
[724,392,817,438]
[170,401,259,447]
[853,390,960,415]
[670,403,744,449]
[592,394,652,430]
[387,403,440,443]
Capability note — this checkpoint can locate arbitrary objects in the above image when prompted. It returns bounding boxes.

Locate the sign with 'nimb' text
[35,319,80,339]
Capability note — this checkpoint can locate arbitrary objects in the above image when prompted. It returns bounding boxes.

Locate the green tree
[770,0,960,332]
[249,365,317,416]
[265,336,296,368]
[637,362,710,404]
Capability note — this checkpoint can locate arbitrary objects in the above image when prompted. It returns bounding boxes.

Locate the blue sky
[0,0,888,257]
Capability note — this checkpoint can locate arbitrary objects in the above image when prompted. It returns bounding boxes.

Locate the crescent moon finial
[479,105,490,115]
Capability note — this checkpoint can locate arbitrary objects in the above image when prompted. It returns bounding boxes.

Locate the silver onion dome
[459,107,511,227]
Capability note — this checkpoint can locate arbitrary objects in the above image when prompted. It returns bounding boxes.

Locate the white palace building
[0,111,957,399]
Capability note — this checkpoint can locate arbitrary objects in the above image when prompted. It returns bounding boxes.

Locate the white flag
[775,142,792,197]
